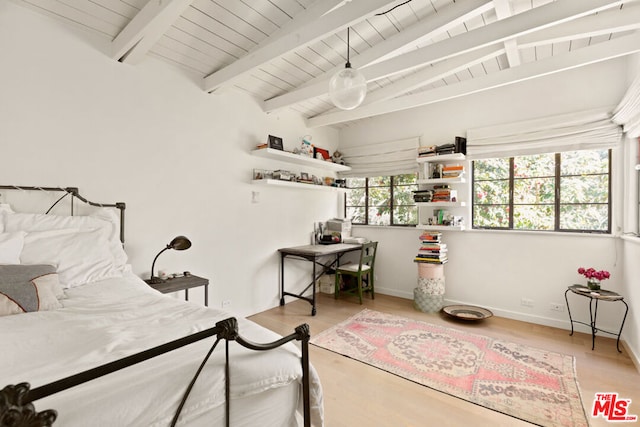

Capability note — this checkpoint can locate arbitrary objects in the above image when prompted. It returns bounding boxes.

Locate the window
[345,174,418,226]
[473,149,610,232]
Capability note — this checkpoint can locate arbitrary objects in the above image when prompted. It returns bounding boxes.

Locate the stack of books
[441,164,464,178]
[413,189,433,203]
[418,145,436,157]
[417,137,467,158]
[435,143,456,156]
[414,232,448,264]
[431,186,457,203]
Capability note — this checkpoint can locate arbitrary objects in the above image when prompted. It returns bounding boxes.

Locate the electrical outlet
[549,302,564,312]
[222,300,231,309]
[521,298,534,308]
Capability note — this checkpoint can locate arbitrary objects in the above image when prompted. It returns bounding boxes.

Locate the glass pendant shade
[329,27,367,110]
[329,65,367,110]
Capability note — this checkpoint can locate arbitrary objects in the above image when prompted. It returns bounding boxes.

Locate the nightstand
[145,274,209,306]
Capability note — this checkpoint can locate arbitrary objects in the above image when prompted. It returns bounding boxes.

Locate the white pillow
[0,203,13,232]
[0,232,26,264]
[20,228,122,288]
[2,208,128,269]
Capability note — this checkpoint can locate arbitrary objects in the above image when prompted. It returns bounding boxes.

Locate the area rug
[310,309,588,427]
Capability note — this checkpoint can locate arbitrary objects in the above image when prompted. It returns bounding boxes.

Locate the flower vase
[587,278,601,290]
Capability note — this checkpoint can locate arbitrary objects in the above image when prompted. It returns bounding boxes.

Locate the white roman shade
[338,137,420,177]
[612,71,640,138]
[466,108,622,159]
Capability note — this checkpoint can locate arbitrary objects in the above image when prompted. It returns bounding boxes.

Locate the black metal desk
[564,284,628,352]
[278,243,362,316]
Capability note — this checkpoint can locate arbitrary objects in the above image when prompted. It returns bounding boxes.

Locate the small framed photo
[313,146,330,160]
[268,135,284,151]
[300,172,309,180]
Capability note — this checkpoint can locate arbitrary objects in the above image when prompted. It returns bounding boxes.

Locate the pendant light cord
[345,27,352,68]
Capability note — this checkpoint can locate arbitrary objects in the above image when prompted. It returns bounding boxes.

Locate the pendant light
[329,27,367,110]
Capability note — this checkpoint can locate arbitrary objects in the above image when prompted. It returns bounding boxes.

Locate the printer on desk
[315,219,367,244]
[315,219,350,244]
[326,218,351,240]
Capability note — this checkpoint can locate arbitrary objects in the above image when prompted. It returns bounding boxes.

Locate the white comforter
[0,273,323,426]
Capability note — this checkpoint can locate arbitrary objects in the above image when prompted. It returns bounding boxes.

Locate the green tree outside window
[345,174,418,226]
[472,149,610,233]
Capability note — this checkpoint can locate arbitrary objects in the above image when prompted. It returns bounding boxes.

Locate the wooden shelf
[251,179,347,192]
[417,177,466,185]
[415,201,466,207]
[417,153,465,163]
[252,148,351,172]
[416,224,465,231]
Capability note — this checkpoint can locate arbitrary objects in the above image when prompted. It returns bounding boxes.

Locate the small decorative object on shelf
[577,267,610,290]
[294,135,314,157]
[313,146,331,161]
[267,135,284,151]
[331,150,345,165]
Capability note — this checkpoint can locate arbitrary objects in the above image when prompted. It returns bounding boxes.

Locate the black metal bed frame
[0,186,126,243]
[0,186,312,427]
[1,318,311,427]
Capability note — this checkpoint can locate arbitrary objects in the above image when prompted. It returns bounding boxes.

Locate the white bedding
[0,272,323,426]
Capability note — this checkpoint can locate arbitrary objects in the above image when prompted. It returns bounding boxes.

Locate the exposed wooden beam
[244,0,346,53]
[494,0,521,67]
[262,0,493,112]
[111,0,194,64]
[358,46,504,107]
[356,0,625,81]
[306,31,640,127]
[202,0,400,93]
[518,2,640,48]
[268,0,624,113]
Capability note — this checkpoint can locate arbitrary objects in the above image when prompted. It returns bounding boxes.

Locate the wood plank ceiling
[13,0,640,128]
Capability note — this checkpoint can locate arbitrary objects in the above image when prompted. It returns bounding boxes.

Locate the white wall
[339,59,632,341]
[621,53,640,365]
[0,0,340,317]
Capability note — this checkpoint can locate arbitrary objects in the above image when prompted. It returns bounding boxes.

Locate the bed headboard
[0,186,126,243]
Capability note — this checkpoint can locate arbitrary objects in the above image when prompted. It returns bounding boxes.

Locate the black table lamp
[149,236,192,284]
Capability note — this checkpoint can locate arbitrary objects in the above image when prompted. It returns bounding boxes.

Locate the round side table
[564,284,628,353]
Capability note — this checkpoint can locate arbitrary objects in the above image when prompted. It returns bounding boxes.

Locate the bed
[0,186,323,427]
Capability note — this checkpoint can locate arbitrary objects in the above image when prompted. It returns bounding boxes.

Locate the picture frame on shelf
[268,135,284,151]
[313,147,330,161]
[300,172,309,180]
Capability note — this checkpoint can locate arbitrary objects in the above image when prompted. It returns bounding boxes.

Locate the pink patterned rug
[311,309,588,427]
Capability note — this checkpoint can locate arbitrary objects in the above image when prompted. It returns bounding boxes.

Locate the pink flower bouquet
[577,267,610,281]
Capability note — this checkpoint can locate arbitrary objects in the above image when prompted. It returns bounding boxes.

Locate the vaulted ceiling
[13,0,640,128]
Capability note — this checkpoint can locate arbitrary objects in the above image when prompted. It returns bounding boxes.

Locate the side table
[145,274,209,306]
[564,284,628,352]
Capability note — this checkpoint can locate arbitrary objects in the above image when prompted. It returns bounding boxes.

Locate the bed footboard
[0,318,311,427]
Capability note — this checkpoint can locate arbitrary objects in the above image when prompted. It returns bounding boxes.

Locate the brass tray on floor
[442,305,493,321]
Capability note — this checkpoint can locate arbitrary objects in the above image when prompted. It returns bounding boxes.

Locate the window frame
[472,150,611,234]
[344,174,418,227]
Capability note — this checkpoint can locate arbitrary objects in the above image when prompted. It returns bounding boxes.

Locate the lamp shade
[169,235,191,251]
[329,66,367,110]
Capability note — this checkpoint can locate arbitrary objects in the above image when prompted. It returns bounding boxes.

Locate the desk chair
[334,241,378,304]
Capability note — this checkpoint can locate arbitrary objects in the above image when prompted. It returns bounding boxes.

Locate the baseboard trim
[373,289,616,335]
[622,341,640,374]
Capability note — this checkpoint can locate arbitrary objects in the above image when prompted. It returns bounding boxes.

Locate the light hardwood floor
[248,292,639,427]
